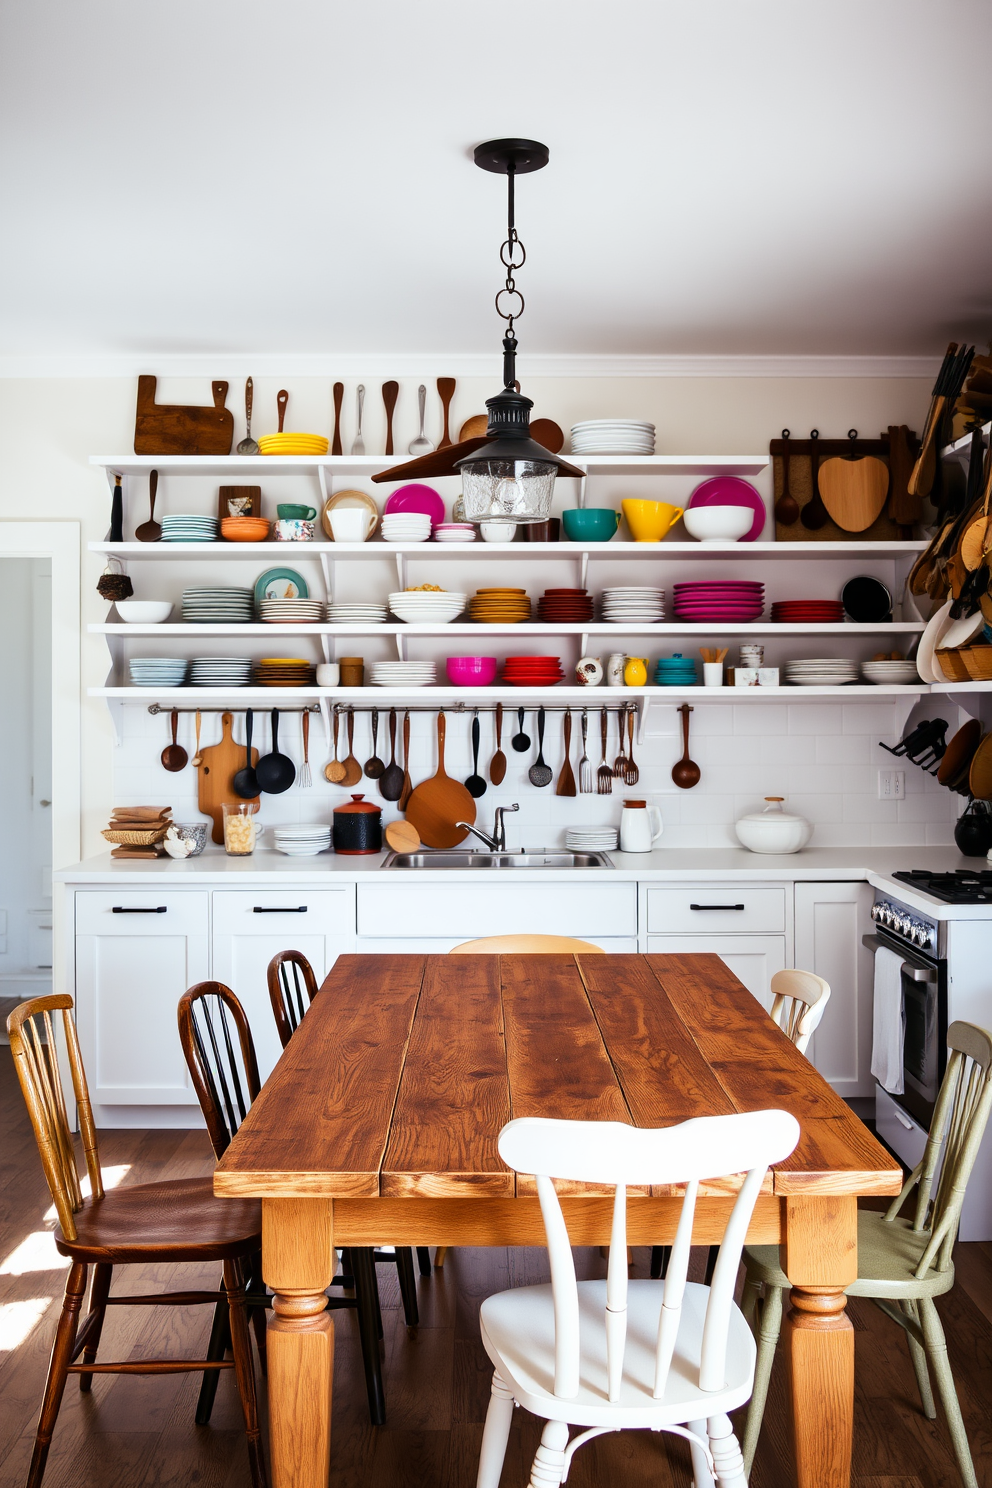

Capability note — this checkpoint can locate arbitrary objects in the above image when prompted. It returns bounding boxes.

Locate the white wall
[0,371,957,856]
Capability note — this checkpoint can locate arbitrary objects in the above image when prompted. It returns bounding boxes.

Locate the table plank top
[215,953,902,1200]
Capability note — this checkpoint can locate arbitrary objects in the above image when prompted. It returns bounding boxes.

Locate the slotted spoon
[597,709,614,794]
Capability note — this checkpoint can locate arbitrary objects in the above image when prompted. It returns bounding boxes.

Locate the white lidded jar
[735,797,812,854]
[619,799,664,852]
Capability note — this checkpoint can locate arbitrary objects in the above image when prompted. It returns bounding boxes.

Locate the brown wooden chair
[266,951,433,1280]
[181,978,421,1426]
[7,993,266,1488]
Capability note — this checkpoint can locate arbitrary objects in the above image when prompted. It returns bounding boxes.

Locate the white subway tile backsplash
[870,822,928,846]
[814,733,871,765]
[788,704,840,737]
[733,703,789,735]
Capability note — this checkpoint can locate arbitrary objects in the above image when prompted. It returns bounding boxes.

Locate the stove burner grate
[892,869,992,904]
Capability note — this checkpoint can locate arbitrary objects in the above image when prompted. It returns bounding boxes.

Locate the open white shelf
[89,538,929,562]
[91,453,770,479]
[90,621,926,638]
[89,684,932,702]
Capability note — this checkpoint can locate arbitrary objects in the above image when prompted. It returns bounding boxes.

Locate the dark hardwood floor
[1,1044,990,1488]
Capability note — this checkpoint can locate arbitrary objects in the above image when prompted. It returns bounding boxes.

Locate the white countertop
[54,846,992,918]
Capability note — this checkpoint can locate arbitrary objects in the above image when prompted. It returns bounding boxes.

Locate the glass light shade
[460,458,556,524]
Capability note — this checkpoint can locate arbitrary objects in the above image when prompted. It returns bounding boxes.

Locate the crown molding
[0,351,940,379]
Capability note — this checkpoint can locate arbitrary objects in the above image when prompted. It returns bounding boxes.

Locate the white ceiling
[2,0,991,367]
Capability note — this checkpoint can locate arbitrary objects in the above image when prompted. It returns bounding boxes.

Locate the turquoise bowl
[561,508,620,543]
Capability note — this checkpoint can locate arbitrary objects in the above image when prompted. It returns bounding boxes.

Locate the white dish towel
[870,944,905,1094]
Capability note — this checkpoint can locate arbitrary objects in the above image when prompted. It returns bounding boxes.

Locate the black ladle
[465,711,487,798]
[528,707,553,787]
[800,428,828,530]
[232,708,260,799]
[379,709,404,801]
[511,707,530,752]
[255,708,295,794]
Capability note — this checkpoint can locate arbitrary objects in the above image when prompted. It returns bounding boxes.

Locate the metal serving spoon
[236,377,259,455]
[408,384,433,455]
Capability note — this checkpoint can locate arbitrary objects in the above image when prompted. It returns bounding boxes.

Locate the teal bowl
[561,508,621,543]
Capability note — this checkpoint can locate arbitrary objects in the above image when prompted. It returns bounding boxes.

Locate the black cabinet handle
[112,906,167,914]
[689,903,745,912]
[253,906,308,914]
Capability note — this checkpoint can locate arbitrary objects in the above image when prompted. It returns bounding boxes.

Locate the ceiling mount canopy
[373,136,584,509]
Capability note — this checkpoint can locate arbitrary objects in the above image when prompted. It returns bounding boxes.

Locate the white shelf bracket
[318,550,332,602]
[317,465,330,507]
[577,474,587,511]
[394,552,406,591]
[395,631,406,661]
[636,696,651,746]
[318,697,332,754]
[580,551,589,590]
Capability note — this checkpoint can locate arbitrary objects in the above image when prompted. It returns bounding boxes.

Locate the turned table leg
[262,1198,336,1488]
[781,1194,858,1488]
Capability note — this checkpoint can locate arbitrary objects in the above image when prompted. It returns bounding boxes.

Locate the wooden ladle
[774,429,799,525]
[161,707,188,772]
[672,704,700,789]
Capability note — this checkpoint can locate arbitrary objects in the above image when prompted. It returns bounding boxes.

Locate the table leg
[262,1197,336,1488]
[780,1194,858,1488]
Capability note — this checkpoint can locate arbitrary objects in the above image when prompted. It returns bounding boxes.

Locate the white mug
[619,801,663,852]
[329,508,375,543]
[316,663,340,687]
[703,662,724,687]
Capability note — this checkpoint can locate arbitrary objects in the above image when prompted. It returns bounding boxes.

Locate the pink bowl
[446,656,498,686]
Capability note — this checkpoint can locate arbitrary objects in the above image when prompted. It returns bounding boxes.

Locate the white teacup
[480,520,515,543]
[330,508,375,543]
[316,663,340,687]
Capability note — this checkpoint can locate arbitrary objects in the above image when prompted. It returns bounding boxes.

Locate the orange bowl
[220,517,271,542]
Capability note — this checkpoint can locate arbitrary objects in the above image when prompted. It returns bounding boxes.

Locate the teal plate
[253,567,310,610]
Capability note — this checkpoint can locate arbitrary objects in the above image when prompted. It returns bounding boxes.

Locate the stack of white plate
[189,657,253,687]
[570,420,656,455]
[326,602,388,624]
[129,657,188,686]
[388,591,466,624]
[259,598,325,624]
[161,515,218,543]
[785,658,860,687]
[273,823,332,857]
[182,588,255,623]
[432,523,476,543]
[369,661,437,687]
[381,512,432,543]
[565,827,619,851]
[601,587,665,622]
[861,660,920,685]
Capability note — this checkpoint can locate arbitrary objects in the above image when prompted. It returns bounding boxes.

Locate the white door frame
[0,523,80,870]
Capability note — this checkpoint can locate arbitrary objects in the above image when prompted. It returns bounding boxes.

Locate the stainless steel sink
[382,850,614,869]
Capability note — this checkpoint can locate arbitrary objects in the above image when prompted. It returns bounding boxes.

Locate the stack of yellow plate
[468,588,533,623]
[257,433,330,456]
[252,657,317,686]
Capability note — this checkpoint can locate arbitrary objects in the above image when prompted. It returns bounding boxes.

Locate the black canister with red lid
[332,794,382,854]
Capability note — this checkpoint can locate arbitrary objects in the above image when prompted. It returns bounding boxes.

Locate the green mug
[277,503,316,520]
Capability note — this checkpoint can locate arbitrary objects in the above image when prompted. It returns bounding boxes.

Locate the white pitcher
[619,799,663,852]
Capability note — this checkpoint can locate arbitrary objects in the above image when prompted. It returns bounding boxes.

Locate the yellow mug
[622,498,684,543]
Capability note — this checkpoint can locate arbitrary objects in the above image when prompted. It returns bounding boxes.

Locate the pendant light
[372,138,584,513]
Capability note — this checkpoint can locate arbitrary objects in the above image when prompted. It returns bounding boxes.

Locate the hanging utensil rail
[146,704,321,715]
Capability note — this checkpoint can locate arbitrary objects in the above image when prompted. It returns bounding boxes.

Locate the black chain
[495,162,526,330]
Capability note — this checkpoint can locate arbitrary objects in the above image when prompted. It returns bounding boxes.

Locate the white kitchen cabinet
[645,934,787,1011]
[355,936,639,954]
[74,889,209,1116]
[793,880,874,1098]
[212,888,356,1081]
[357,881,637,942]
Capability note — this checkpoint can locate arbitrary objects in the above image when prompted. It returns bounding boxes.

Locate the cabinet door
[358,882,636,939]
[646,935,786,1012]
[74,891,209,1106]
[354,937,639,955]
[794,881,874,1097]
[212,889,356,1082]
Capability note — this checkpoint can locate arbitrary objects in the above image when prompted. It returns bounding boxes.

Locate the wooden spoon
[135,469,162,541]
[671,703,701,789]
[404,712,476,848]
[437,377,455,449]
[277,389,289,433]
[489,702,507,784]
[364,707,385,780]
[191,709,203,767]
[774,430,799,526]
[380,709,404,801]
[382,381,398,456]
[324,709,346,783]
[160,707,188,772]
[800,429,828,530]
[459,414,488,442]
[555,709,576,796]
[341,709,363,786]
[399,709,413,808]
[331,382,344,456]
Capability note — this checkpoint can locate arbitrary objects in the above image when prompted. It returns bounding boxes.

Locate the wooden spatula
[555,709,576,796]
[817,430,889,532]
[404,712,476,848]
[382,381,398,456]
[437,377,455,449]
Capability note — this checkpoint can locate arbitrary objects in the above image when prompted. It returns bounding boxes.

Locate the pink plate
[687,477,766,541]
[383,483,446,527]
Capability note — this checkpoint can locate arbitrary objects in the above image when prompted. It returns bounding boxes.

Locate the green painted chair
[739,1019,992,1487]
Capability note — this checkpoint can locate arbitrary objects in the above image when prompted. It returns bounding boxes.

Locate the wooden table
[215,952,902,1488]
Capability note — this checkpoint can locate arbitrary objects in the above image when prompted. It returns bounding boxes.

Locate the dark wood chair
[180,978,420,1426]
[7,993,266,1488]
[267,950,433,1279]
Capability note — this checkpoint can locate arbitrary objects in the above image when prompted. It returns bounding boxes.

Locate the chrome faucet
[455,803,519,852]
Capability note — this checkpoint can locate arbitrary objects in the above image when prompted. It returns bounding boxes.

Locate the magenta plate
[687,477,766,541]
[383,483,446,527]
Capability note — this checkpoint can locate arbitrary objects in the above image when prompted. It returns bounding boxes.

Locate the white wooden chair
[450,935,605,955]
[768,968,831,1054]
[475,1109,800,1488]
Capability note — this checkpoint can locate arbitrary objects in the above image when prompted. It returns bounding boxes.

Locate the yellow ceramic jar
[624,656,648,687]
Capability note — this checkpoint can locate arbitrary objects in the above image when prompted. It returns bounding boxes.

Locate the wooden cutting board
[817,456,889,532]
[134,375,234,455]
[197,712,258,842]
[404,713,476,848]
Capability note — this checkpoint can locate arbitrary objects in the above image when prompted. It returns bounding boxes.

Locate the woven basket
[935,647,972,682]
[961,645,992,680]
[101,826,170,846]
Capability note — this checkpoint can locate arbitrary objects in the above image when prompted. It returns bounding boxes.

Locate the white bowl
[115,601,174,624]
[735,799,812,854]
[683,506,753,543]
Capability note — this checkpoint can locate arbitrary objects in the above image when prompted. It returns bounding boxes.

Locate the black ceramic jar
[332,794,382,855]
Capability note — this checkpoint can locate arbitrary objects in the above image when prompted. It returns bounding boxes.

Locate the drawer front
[74,890,208,937]
[645,886,786,935]
[358,882,636,939]
[212,888,355,936]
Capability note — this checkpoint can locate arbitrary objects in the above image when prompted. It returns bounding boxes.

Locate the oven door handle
[862,933,937,980]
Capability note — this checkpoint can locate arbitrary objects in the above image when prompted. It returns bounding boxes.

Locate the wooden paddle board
[817,456,889,532]
[404,713,476,849]
[134,375,234,456]
[197,711,259,842]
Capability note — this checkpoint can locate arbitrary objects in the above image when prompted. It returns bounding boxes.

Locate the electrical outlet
[878,769,905,800]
